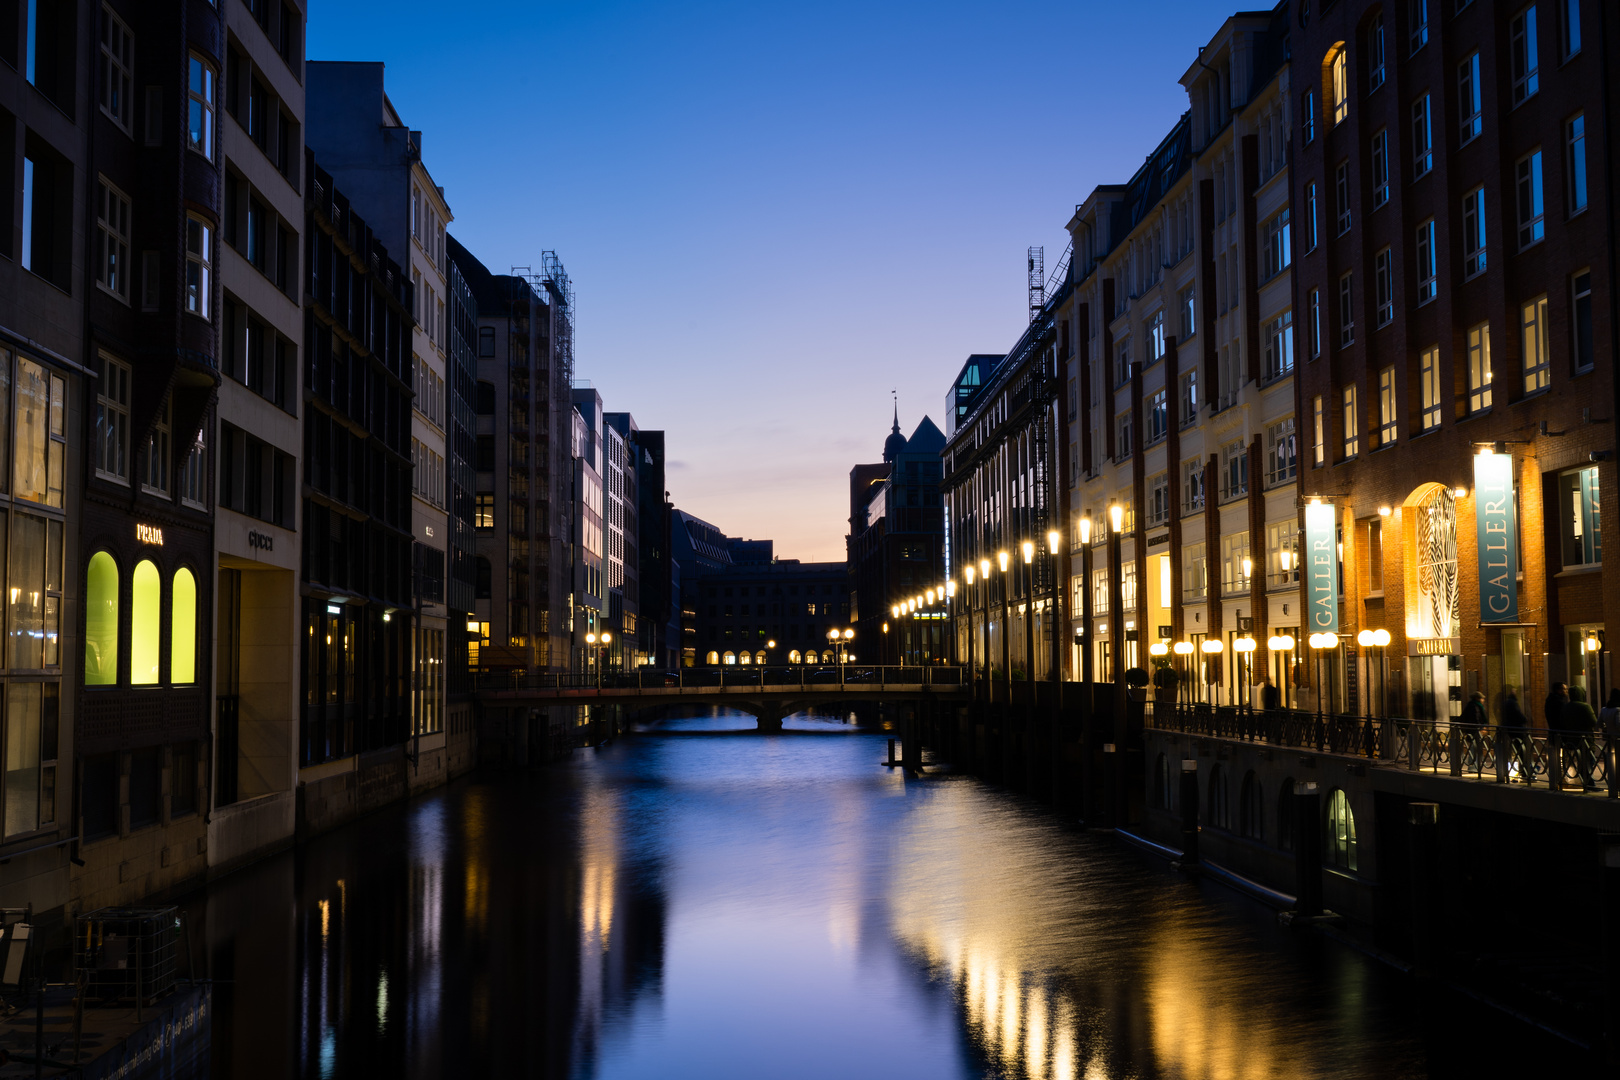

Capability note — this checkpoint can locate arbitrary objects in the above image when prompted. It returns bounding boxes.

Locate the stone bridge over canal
[472,665,971,731]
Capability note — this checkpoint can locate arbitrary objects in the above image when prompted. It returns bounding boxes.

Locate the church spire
[882,390,906,464]
[891,390,900,435]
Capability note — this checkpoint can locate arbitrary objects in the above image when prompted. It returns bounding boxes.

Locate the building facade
[605,414,674,670]
[671,509,731,666]
[210,0,306,874]
[1291,0,1617,722]
[694,558,851,666]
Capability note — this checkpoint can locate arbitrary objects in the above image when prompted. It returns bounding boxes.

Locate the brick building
[1292,0,1617,721]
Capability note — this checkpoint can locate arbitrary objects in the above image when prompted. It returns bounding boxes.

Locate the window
[15,359,64,509]
[1567,114,1587,214]
[1147,472,1170,527]
[94,177,131,303]
[5,510,60,672]
[1179,369,1198,424]
[1304,183,1319,252]
[1419,346,1442,431]
[1561,0,1581,57]
[1267,418,1297,486]
[1264,311,1294,380]
[187,53,216,158]
[127,559,160,685]
[1092,568,1109,615]
[1146,389,1168,444]
[1121,563,1138,611]
[179,428,206,509]
[1415,220,1437,305]
[1410,94,1434,179]
[1146,311,1165,364]
[1335,161,1351,234]
[2,684,59,838]
[23,0,73,109]
[1221,532,1252,594]
[1370,130,1389,208]
[1373,249,1394,328]
[99,5,133,131]
[1377,366,1397,445]
[1115,411,1132,461]
[94,353,130,483]
[1462,187,1486,279]
[185,215,212,319]
[1182,457,1205,513]
[1308,289,1321,359]
[172,568,197,684]
[144,396,171,496]
[1368,519,1384,591]
[1343,385,1360,457]
[1182,542,1208,602]
[1269,520,1300,587]
[1521,295,1550,394]
[1263,209,1291,279]
[1572,271,1593,372]
[1467,323,1493,412]
[1410,0,1429,52]
[1221,439,1248,501]
[1511,6,1539,106]
[1115,341,1131,386]
[1179,286,1196,339]
[1560,466,1602,567]
[1302,89,1316,143]
[1338,272,1355,348]
[1331,47,1349,125]
[1327,789,1358,871]
[21,134,72,291]
[1366,14,1386,91]
[1312,395,1326,465]
[475,492,495,528]
[1517,150,1545,248]
[1458,53,1482,144]
[85,551,118,685]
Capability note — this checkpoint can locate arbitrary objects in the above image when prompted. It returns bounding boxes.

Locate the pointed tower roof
[883,397,906,463]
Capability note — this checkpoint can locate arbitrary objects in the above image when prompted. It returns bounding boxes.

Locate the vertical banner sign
[1474,452,1518,622]
[1305,501,1339,633]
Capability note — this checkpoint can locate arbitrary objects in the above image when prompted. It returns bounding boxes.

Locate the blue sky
[311,0,1234,561]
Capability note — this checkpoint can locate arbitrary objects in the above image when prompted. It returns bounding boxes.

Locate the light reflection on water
[186,708,1585,1079]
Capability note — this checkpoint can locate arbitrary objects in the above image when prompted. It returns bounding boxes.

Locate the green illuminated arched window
[171,568,196,684]
[85,552,119,685]
[131,560,160,685]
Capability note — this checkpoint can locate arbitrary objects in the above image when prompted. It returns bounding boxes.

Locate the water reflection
[183,710,1586,1079]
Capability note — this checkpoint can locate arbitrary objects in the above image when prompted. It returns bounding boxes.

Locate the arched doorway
[1404,483,1461,720]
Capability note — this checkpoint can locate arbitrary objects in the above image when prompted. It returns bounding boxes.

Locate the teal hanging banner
[1304,501,1339,634]
[1474,452,1518,622]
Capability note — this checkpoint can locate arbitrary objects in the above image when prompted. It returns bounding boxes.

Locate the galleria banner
[1305,501,1339,633]
[1473,452,1518,623]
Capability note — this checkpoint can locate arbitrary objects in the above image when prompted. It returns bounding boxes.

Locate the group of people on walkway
[1459,682,1620,789]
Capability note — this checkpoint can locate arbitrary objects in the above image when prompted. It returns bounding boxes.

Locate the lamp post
[1587,631,1606,708]
[1107,503,1124,691]
[945,578,958,668]
[979,558,992,685]
[585,630,612,691]
[998,550,1011,691]
[962,567,975,679]
[1047,529,1062,683]
[1174,640,1195,709]
[1233,636,1256,715]
[1022,538,1036,682]
[1150,640,1169,715]
[1267,632,1297,710]
[1309,632,1337,720]
[1201,637,1224,707]
[1078,516,1092,684]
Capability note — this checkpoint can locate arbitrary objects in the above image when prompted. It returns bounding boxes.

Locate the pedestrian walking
[1501,689,1533,782]
[1565,685,1598,790]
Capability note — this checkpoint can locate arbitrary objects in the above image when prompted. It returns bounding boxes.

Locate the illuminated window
[1467,322,1493,412]
[1343,385,1360,458]
[1327,789,1358,870]
[1419,347,1442,431]
[1267,418,1297,485]
[172,568,197,683]
[2,683,58,837]
[15,358,65,508]
[1312,395,1325,465]
[475,492,494,529]
[1522,296,1551,394]
[85,551,119,685]
[1330,46,1349,124]
[1378,367,1398,446]
[1560,466,1602,568]
[131,559,161,684]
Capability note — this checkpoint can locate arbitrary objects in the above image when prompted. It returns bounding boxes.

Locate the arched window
[1278,777,1296,850]
[1239,771,1264,840]
[85,552,119,685]
[705,650,719,665]
[171,568,197,684]
[1207,764,1229,829]
[1326,788,1358,871]
[805,650,819,664]
[722,651,736,665]
[1328,45,1349,124]
[788,650,802,664]
[738,651,752,665]
[754,651,766,664]
[131,560,160,684]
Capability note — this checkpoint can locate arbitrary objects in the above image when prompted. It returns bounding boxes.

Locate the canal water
[182,710,1587,1078]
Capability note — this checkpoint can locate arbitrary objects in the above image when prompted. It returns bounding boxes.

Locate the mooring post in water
[1407,803,1439,970]
[1101,742,1117,828]
[1178,759,1200,867]
[1600,833,1620,1064]
[1291,781,1323,918]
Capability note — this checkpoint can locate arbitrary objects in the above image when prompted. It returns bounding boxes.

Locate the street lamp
[1233,636,1256,713]
[585,630,612,691]
[1201,637,1224,706]
[1173,640,1195,708]
[1078,516,1093,684]
[1308,632,1338,719]
[1022,539,1036,564]
[1267,632,1296,709]
[979,558,992,684]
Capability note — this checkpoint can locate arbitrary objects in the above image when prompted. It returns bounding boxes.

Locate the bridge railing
[1147,701,1619,795]
[470,665,968,694]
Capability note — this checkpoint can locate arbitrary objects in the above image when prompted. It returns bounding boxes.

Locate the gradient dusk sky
[311,0,1232,562]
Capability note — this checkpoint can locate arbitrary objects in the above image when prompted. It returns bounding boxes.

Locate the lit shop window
[172,568,197,683]
[132,559,161,685]
[85,552,119,685]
